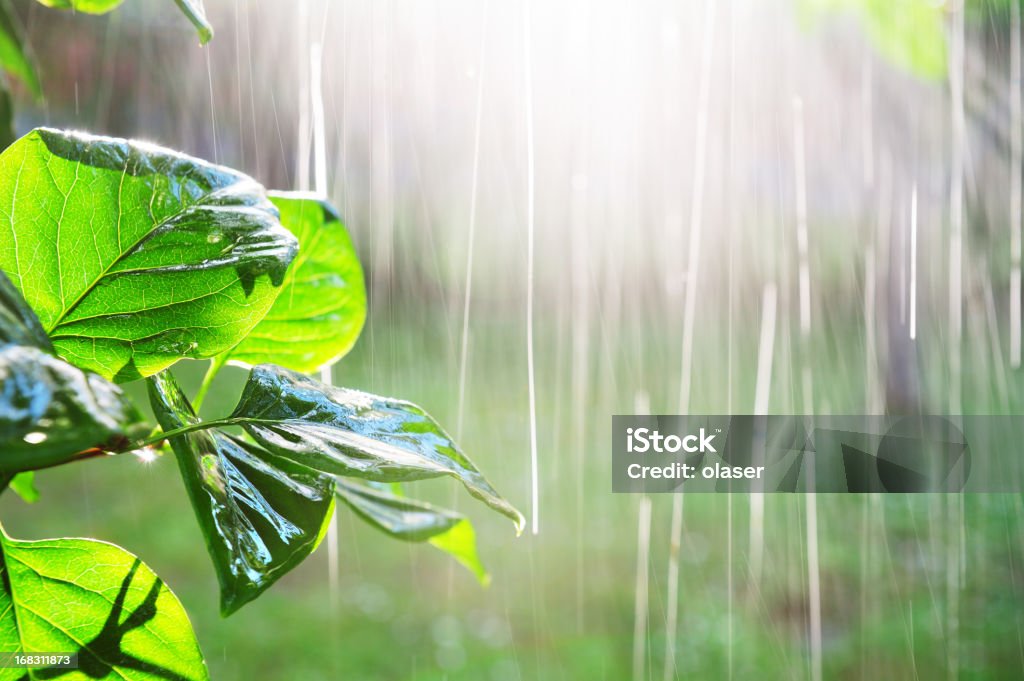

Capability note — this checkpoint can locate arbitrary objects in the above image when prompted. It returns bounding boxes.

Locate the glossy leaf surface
[335,478,461,541]
[0,129,297,382]
[0,344,139,474]
[0,1,40,98]
[230,364,524,533]
[224,192,366,373]
[336,479,489,584]
[0,531,208,681]
[149,371,335,616]
[0,270,50,350]
[172,0,213,44]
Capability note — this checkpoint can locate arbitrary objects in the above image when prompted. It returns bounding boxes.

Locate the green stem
[133,417,255,449]
[193,354,228,412]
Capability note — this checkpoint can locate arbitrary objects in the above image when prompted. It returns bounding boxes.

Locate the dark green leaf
[0,530,209,680]
[0,344,140,475]
[148,370,335,616]
[223,192,366,373]
[8,471,37,502]
[336,479,489,584]
[0,128,297,382]
[0,0,40,98]
[0,270,51,351]
[173,0,213,45]
[336,478,461,541]
[230,364,525,534]
[33,0,125,13]
[0,82,14,152]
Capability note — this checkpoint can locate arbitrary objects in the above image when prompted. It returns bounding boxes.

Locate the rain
[0,0,1021,679]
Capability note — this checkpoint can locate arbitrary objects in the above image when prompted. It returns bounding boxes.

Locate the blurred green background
[2,0,1024,679]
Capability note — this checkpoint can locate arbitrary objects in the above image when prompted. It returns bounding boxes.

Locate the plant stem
[133,417,255,449]
[193,354,228,412]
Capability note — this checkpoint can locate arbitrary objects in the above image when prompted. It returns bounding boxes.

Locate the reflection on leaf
[149,370,335,616]
[230,364,524,533]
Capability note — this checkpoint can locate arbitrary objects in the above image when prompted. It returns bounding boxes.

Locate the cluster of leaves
[0,127,522,678]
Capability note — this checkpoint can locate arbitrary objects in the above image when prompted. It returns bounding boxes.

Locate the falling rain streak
[13,0,1024,678]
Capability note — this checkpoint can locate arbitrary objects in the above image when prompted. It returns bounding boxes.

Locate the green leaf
[336,478,461,541]
[0,84,15,153]
[336,479,489,585]
[33,0,126,13]
[172,0,214,45]
[148,370,336,616]
[0,128,298,382]
[229,364,525,534]
[0,0,40,98]
[0,530,209,680]
[222,192,366,373]
[428,516,489,586]
[0,344,140,475]
[0,269,50,350]
[9,471,37,502]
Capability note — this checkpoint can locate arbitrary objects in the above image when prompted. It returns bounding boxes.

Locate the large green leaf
[0,1,40,98]
[336,479,489,584]
[222,192,366,373]
[33,0,125,13]
[148,370,335,616]
[0,530,209,680]
[172,0,213,45]
[0,344,140,474]
[229,364,525,534]
[0,128,297,382]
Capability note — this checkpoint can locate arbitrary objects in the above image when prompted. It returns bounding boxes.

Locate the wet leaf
[172,0,213,45]
[33,0,125,13]
[8,471,37,503]
[223,192,366,373]
[0,128,297,382]
[0,0,40,98]
[335,478,461,541]
[0,270,50,351]
[0,530,209,680]
[336,479,489,584]
[230,364,525,534]
[0,344,139,475]
[149,370,335,616]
